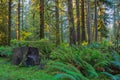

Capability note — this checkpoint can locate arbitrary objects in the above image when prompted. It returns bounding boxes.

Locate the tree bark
[17,0,20,40]
[55,0,60,45]
[40,0,44,39]
[67,0,76,45]
[81,0,86,42]
[8,0,12,45]
[61,22,64,43]
[87,0,92,44]
[95,0,98,41]
[76,0,81,45]
[33,12,35,27]
[22,0,24,30]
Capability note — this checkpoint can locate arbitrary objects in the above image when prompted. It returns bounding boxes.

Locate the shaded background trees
[8,0,12,45]
[0,0,119,46]
[67,0,76,45]
[40,0,44,39]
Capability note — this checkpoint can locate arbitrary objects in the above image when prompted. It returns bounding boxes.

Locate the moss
[0,58,56,80]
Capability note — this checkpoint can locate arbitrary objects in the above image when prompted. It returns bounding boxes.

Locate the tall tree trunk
[61,22,64,43]
[67,0,76,45]
[33,12,35,27]
[17,0,20,40]
[95,0,98,41]
[81,0,86,42]
[55,0,60,45]
[8,0,12,45]
[113,2,116,40]
[40,0,44,39]
[76,0,81,45]
[87,0,92,44]
[22,0,24,30]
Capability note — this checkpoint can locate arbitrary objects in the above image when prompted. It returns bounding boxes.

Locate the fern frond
[50,62,89,80]
[75,58,98,78]
[94,61,109,69]
[99,72,117,80]
[54,73,76,80]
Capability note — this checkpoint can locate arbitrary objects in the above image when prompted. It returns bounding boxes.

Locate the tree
[76,0,81,45]
[0,0,9,45]
[95,0,98,41]
[87,0,92,43]
[17,0,20,40]
[55,0,60,45]
[113,0,120,42]
[67,0,76,45]
[22,0,24,30]
[40,0,44,39]
[81,0,86,42]
[8,0,12,45]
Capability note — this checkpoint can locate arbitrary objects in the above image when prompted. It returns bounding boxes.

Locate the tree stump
[12,47,40,66]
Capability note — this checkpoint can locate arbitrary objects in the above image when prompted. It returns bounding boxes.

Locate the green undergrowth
[0,39,55,58]
[0,41,120,80]
[0,46,13,57]
[48,42,120,80]
[0,58,56,80]
[11,39,55,58]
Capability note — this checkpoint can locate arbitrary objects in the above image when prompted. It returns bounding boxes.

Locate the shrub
[0,46,13,57]
[11,39,29,47]
[11,39,55,59]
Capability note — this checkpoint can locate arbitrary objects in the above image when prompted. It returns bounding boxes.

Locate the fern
[49,62,89,80]
[111,50,120,62]
[74,57,98,78]
[54,73,76,80]
[99,72,119,80]
[50,44,120,80]
[110,61,120,70]
[50,46,75,63]
[94,61,109,71]
[114,74,120,80]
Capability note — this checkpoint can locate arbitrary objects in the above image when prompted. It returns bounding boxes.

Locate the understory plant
[49,43,120,80]
[0,46,13,57]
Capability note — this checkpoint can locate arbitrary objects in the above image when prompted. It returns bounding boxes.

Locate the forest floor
[0,57,55,80]
[0,41,119,80]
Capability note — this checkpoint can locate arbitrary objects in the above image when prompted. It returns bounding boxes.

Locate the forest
[0,0,120,80]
